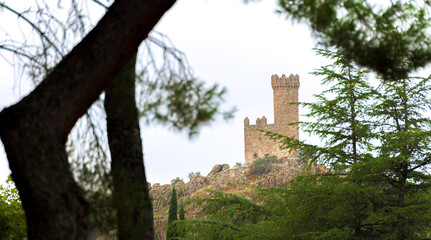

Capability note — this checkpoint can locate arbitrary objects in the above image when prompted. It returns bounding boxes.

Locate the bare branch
[0,2,63,56]
[90,0,109,9]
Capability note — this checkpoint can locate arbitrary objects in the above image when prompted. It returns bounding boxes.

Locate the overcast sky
[0,0,329,185]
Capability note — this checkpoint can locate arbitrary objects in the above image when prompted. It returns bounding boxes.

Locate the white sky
[0,0,329,185]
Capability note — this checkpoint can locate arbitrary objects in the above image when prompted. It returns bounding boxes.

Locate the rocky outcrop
[150,156,322,240]
[207,164,229,178]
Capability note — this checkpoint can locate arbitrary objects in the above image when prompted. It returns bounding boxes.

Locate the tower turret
[271,74,300,139]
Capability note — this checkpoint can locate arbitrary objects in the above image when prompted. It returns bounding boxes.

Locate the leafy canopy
[278,0,431,80]
[0,175,27,240]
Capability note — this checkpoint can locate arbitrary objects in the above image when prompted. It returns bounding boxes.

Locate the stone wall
[244,74,300,165]
[243,119,293,163]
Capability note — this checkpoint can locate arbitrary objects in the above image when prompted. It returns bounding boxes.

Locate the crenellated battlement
[244,116,270,127]
[244,117,249,126]
[271,74,300,89]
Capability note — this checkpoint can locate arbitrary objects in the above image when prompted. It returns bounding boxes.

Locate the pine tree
[272,50,431,239]
[166,186,178,240]
[364,77,431,239]
[271,49,375,171]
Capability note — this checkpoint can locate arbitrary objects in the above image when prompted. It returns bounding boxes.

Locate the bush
[171,177,183,186]
[187,172,201,179]
[250,156,278,176]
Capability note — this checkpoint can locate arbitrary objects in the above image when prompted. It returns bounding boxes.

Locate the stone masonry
[244,74,300,165]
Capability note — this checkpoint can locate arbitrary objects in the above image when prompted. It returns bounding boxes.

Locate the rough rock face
[150,156,322,240]
[207,164,229,178]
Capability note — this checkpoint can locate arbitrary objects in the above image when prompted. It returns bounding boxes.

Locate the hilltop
[150,156,324,240]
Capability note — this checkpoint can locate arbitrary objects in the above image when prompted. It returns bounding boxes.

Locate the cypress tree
[166,186,178,240]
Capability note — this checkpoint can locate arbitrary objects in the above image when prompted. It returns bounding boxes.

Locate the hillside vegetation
[150,156,323,240]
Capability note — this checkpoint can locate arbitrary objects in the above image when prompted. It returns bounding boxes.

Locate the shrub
[187,172,201,179]
[171,177,183,186]
[250,155,278,176]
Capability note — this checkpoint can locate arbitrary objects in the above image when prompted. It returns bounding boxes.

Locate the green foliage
[179,203,185,221]
[272,50,431,238]
[234,162,242,167]
[257,173,381,239]
[0,175,27,240]
[167,187,178,240]
[171,177,183,186]
[269,49,375,170]
[187,172,201,180]
[278,0,431,80]
[177,203,186,238]
[192,190,269,225]
[249,155,279,176]
[185,178,375,239]
[186,176,431,239]
[183,219,244,240]
[186,190,271,239]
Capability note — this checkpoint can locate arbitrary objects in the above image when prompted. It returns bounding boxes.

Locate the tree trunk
[0,0,175,239]
[105,54,154,239]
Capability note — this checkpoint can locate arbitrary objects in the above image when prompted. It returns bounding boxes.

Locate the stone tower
[272,74,300,139]
[244,74,300,165]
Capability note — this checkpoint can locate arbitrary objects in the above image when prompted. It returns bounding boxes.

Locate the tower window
[253,153,257,158]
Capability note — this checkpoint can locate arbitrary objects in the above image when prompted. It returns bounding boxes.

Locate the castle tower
[243,74,300,165]
[272,74,300,139]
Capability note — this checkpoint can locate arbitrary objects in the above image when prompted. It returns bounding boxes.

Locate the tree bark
[0,0,175,239]
[105,54,154,239]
